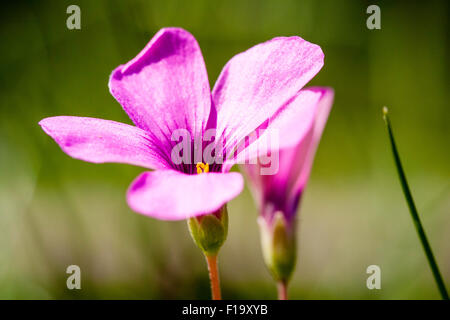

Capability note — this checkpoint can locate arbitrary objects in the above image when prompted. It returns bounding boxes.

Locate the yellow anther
[196,162,209,174]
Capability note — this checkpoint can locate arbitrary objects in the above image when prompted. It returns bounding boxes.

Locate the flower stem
[277,281,288,300]
[205,254,222,300]
[383,107,449,300]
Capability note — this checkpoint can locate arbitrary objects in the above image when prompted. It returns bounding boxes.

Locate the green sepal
[259,211,296,282]
[188,205,228,256]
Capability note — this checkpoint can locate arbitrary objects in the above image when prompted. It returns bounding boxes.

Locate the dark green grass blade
[383,107,449,300]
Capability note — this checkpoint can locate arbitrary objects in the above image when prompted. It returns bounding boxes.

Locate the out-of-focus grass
[0,0,448,299]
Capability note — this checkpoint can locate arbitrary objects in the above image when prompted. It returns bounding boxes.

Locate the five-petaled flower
[39,27,325,221]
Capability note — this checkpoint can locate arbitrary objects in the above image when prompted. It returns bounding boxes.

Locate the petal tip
[38,117,58,136]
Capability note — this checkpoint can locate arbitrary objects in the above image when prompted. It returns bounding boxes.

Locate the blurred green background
[0,0,448,299]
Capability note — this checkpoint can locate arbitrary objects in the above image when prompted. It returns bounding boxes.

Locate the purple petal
[213,36,324,152]
[127,170,244,220]
[242,87,334,216]
[229,88,326,168]
[109,28,211,153]
[287,87,334,203]
[39,116,169,169]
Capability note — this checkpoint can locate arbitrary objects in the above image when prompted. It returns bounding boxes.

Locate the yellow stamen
[196,162,209,174]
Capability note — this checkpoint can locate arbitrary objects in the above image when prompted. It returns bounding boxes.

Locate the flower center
[196,162,209,174]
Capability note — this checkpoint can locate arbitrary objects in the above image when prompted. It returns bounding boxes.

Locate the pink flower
[39,28,325,221]
[241,87,333,286]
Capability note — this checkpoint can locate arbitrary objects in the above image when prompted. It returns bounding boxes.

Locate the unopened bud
[259,211,296,282]
[188,205,228,256]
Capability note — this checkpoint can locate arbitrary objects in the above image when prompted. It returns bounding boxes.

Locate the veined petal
[241,87,334,216]
[287,87,334,205]
[109,28,211,155]
[213,36,324,153]
[127,170,244,220]
[229,88,325,168]
[39,116,169,169]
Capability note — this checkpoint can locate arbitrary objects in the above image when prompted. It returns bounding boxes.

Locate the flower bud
[259,211,296,282]
[188,205,228,256]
